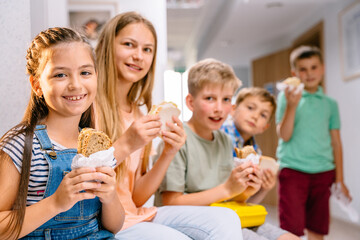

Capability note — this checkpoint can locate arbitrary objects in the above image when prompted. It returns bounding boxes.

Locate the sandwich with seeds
[77,128,112,157]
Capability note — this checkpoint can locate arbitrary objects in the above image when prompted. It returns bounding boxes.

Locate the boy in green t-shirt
[276,45,352,240]
[155,58,299,240]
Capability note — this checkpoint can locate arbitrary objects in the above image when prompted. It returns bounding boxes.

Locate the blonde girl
[0,27,124,239]
[95,12,243,239]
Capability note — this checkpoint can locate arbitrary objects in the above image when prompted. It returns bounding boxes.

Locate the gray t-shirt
[155,123,234,206]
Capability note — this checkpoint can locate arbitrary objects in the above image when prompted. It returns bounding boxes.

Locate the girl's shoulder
[1,127,27,172]
[1,126,26,149]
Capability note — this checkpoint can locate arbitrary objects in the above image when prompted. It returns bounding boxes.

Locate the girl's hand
[161,116,186,155]
[51,167,101,212]
[261,169,276,190]
[89,167,117,204]
[125,114,162,150]
[284,87,302,108]
[225,161,253,197]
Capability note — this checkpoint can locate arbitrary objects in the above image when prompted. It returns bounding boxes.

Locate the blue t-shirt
[221,117,261,157]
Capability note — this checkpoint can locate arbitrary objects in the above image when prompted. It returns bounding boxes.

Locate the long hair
[0,27,94,239]
[95,12,158,179]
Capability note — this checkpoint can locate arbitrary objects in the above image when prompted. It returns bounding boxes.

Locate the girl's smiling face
[114,23,155,85]
[34,42,97,119]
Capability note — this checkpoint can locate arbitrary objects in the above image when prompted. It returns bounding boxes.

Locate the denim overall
[21,125,114,240]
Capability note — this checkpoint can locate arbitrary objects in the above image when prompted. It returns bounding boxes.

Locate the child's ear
[185,94,194,112]
[29,75,43,96]
[262,122,271,132]
[291,70,297,77]
[230,104,236,117]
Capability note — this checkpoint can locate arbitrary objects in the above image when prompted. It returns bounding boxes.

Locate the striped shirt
[2,131,65,206]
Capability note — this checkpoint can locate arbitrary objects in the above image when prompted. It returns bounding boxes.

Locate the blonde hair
[290,45,322,70]
[187,58,241,96]
[235,87,277,119]
[95,12,157,178]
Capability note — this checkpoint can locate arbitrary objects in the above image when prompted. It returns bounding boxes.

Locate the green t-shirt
[276,87,340,173]
[154,123,234,206]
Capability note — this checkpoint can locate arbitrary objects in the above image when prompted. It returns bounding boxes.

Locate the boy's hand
[161,116,186,155]
[284,87,302,108]
[261,169,276,190]
[243,165,263,196]
[338,181,352,201]
[51,167,100,212]
[125,114,162,150]
[225,161,253,198]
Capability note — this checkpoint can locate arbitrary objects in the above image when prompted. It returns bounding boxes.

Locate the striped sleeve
[2,132,26,173]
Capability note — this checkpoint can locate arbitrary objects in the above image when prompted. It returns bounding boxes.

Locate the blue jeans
[116,206,243,239]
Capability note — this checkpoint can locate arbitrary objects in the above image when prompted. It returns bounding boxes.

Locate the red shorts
[278,168,335,236]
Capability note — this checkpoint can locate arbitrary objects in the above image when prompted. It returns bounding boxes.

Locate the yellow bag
[211,201,268,228]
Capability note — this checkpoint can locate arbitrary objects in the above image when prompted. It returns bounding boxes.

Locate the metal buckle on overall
[46,146,57,160]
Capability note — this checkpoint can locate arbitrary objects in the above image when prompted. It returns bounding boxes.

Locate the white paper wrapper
[234,153,260,167]
[71,147,116,169]
[276,82,304,94]
[331,182,359,223]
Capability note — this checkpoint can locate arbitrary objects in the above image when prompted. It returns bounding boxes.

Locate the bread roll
[235,145,257,159]
[77,128,112,157]
[259,156,279,174]
[283,77,301,86]
[149,101,181,131]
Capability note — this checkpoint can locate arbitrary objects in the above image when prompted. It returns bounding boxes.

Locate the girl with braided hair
[0,27,124,239]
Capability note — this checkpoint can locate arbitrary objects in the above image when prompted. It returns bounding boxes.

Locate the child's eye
[261,113,268,119]
[54,73,66,78]
[206,97,214,101]
[247,105,253,110]
[81,71,92,76]
[224,98,231,102]
[124,42,133,47]
[144,47,153,53]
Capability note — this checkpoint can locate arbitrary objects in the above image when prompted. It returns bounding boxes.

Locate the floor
[264,204,360,240]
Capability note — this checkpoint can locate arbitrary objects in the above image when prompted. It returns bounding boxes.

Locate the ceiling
[166,0,341,69]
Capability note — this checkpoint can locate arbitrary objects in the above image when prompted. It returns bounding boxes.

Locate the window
[163,70,192,121]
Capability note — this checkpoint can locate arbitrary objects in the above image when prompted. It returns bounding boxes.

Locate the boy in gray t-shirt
[155,58,299,240]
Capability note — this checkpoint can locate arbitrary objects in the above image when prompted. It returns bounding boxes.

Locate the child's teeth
[68,96,83,100]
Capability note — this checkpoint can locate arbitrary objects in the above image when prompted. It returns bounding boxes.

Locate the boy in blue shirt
[276,45,352,240]
[221,87,277,204]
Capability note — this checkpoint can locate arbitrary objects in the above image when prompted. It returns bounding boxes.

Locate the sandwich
[235,146,279,174]
[259,156,279,174]
[283,77,301,86]
[77,128,112,157]
[235,145,257,159]
[149,101,181,131]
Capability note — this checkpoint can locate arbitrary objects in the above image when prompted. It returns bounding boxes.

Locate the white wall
[286,0,360,225]
[0,0,31,136]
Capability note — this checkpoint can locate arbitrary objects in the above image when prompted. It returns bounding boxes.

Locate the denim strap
[34,125,53,150]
